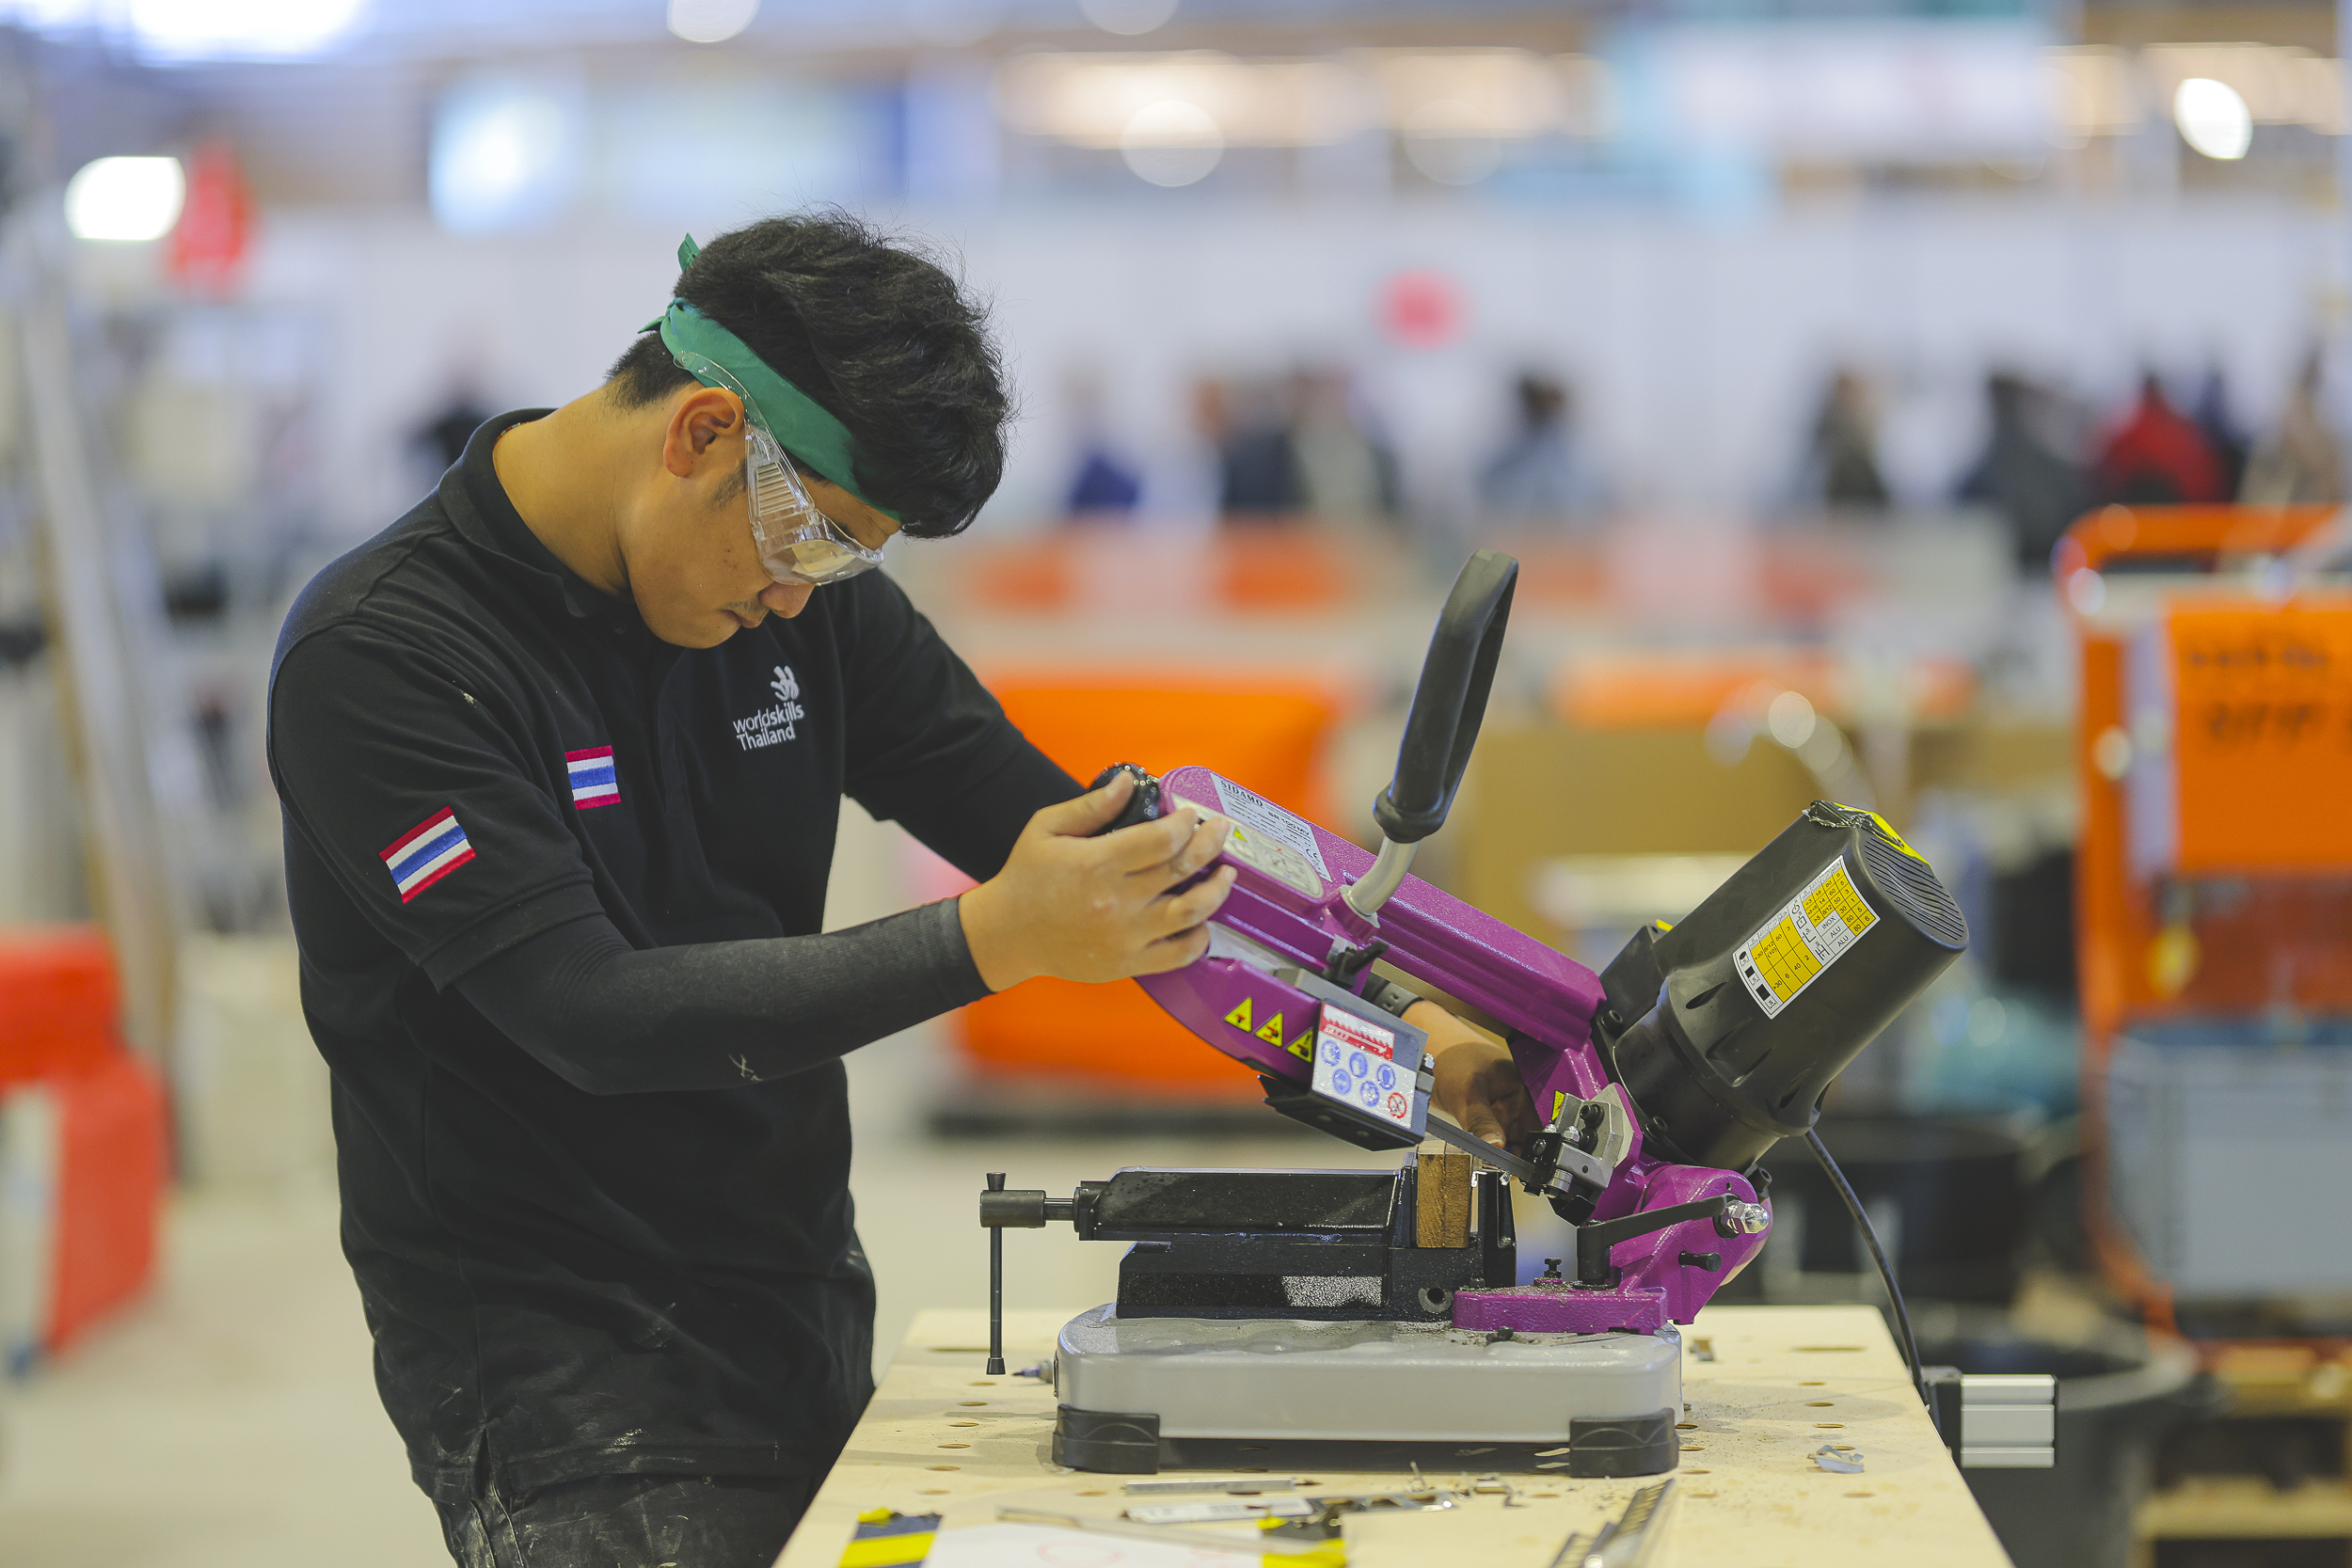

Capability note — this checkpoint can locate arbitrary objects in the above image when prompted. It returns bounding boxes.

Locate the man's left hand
[1406,1001,1540,1152]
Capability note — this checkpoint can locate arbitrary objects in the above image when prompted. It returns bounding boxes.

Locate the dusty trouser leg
[435,1489,502,1568]
[436,1474,818,1568]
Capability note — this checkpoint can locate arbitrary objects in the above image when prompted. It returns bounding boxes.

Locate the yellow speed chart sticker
[1734,858,1879,1018]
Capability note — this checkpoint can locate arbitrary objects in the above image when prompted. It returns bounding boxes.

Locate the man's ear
[661,385,743,480]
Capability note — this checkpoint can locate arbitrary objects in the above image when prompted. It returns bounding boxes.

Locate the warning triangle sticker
[1255,1013,1286,1047]
[1285,1029,1315,1062]
[1223,998,1253,1033]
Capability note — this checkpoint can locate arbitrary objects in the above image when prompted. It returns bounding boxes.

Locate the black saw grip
[1374,549,1518,845]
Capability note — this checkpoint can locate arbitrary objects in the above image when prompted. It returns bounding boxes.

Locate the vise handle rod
[979,1187,1075,1228]
[1574,1196,1732,1288]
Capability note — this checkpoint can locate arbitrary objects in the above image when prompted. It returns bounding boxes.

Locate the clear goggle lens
[744,424,884,587]
[673,349,885,589]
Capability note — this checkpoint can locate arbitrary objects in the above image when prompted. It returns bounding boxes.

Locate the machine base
[1053,1404,1679,1477]
[1050,1305,1683,1477]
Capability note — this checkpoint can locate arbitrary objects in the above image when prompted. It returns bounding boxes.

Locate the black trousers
[437,1472,818,1568]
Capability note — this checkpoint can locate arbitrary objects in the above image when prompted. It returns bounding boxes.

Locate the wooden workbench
[777,1303,2013,1567]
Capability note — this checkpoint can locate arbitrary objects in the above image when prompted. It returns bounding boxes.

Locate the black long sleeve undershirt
[454,898,988,1095]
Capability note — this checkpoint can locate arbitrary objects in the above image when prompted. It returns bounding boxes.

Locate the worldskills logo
[732,664,806,752]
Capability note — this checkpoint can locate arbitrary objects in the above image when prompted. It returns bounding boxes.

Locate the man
[2093,372,2225,507]
[268,213,1531,1568]
[1955,372,2090,572]
[1477,372,1607,527]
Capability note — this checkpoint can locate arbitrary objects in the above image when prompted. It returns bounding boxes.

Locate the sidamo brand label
[1211,774,1331,879]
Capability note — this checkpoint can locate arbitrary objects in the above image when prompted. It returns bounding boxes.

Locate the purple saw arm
[1117,548,1768,1331]
[1131,763,1771,1329]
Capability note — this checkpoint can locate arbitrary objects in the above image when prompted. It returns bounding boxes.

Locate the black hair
[607,210,1009,538]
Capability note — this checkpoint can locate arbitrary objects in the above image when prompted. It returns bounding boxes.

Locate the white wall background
[241,193,2344,546]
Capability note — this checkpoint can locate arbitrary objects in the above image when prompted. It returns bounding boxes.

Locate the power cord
[1804,1128,1926,1404]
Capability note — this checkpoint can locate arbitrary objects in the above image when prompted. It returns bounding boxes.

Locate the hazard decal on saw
[1225,996,1322,1061]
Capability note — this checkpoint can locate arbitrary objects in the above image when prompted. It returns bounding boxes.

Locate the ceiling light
[1120,99,1223,186]
[1766,690,1819,750]
[125,0,368,59]
[1364,48,1565,139]
[2280,53,2349,135]
[64,156,185,242]
[2174,76,2252,159]
[2038,47,2137,143]
[430,78,584,234]
[667,0,757,45]
[1401,99,1505,185]
[1081,0,1180,37]
[999,52,1371,148]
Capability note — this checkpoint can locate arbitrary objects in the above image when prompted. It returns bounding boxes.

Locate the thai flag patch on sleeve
[380,808,475,903]
[565,746,621,810]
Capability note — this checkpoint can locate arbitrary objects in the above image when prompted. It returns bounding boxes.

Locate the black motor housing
[1596,801,1968,1173]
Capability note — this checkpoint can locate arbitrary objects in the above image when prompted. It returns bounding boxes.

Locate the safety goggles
[670,350,886,588]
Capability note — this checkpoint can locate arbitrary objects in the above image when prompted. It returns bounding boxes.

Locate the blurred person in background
[415,386,493,472]
[1477,372,1608,526]
[1800,367,1891,510]
[2241,349,2347,506]
[408,364,495,496]
[2193,364,2250,498]
[267,213,1528,1568]
[1289,364,1401,531]
[1217,374,1305,520]
[1058,366,1142,524]
[2093,372,2225,506]
[1956,371,2091,572]
[1107,372,1227,531]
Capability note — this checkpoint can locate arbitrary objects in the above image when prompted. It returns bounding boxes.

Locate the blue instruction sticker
[1311,1008,1416,1132]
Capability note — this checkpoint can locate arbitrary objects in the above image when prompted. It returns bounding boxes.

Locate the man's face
[628,388,902,648]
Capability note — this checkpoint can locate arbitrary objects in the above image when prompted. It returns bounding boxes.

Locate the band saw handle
[1374,549,1518,845]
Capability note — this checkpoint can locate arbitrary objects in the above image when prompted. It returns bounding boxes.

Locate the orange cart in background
[2058,503,2352,1329]
[0,927,171,1367]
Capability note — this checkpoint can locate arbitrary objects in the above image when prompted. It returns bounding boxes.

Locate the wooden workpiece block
[777,1304,2012,1568]
[1415,1138,1473,1248]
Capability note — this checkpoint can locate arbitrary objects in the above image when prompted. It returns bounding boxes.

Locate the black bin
[1917,1307,2212,1568]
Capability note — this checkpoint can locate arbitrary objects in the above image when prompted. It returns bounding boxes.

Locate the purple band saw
[979,549,1969,1477]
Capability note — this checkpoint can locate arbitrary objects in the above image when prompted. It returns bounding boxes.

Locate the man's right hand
[959,769,1236,992]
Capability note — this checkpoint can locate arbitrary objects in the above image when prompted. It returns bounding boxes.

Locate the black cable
[1805,1128,1926,1404]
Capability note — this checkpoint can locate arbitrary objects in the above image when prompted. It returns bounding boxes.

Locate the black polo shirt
[267,412,1073,1502]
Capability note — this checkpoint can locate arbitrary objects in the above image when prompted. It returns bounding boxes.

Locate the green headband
[644,234,901,523]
